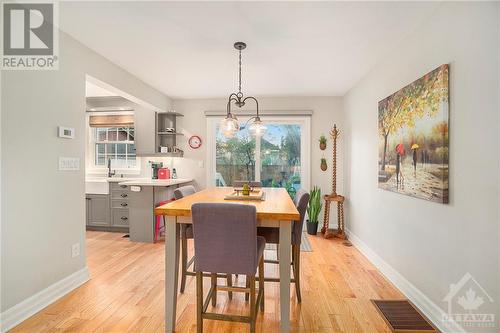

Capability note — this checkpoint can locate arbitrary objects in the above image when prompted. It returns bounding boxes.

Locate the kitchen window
[207,115,310,195]
[94,127,136,168]
[87,113,138,170]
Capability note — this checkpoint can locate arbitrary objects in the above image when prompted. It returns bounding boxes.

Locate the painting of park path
[378,64,449,203]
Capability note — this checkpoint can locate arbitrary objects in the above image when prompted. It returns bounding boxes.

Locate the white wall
[343,2,499,332]
[1,30,170,320]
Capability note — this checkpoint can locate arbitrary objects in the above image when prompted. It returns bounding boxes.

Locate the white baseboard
[0,267,90,333]
[346,229,465,333]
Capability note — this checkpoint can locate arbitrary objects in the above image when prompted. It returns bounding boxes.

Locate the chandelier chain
[238,49,242,94]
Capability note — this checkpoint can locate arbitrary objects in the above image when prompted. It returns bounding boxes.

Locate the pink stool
[155,199,175,242]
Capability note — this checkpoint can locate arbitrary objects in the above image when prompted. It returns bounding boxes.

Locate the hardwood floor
[10,231,405,332]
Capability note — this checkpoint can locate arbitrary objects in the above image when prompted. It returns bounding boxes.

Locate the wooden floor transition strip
[372,300,439,332]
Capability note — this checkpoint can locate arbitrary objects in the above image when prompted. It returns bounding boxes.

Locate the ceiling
[85,81,116,97]
[61,2,439,99]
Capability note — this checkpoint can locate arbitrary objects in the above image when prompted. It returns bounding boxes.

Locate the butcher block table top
[155,187,300,221]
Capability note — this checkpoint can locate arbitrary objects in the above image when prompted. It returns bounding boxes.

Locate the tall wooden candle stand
[321,125,347,240]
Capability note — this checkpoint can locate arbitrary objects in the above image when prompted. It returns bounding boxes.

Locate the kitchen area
[84,80,193,243]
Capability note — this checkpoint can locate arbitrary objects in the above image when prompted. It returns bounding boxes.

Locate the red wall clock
[188,135,202,149]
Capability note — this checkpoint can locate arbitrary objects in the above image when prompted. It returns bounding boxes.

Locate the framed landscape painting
[378,64,449,203]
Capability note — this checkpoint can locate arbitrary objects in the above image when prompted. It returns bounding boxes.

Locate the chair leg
[293,245,302,303]
[226,274,233,300]
[258,257,265,312]
[180,236,188,293]
[196,272,203,333]
[249,275,256,333]
[211,273,217,307]
[245,277,250,301]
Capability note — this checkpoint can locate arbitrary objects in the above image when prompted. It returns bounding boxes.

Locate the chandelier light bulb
[248,117,267,137]
[220,116,239,138]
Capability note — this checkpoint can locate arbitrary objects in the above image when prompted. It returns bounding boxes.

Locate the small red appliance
[158,167,170,179]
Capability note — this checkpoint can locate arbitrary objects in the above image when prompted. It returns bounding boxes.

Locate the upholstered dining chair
[256,189,310,302]
[191,203,265,333]
[173,185,196,293]
[174,185,234,298]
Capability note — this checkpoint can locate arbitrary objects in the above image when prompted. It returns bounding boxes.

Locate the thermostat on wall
[58,126,75,139]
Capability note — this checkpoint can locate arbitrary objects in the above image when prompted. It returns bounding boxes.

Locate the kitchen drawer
[112,209,129,226]
[111,198,129,209]
[111,183,128,191]
[111,189,129,199]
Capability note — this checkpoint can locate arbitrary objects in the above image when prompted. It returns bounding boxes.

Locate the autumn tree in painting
[379,65,449,171]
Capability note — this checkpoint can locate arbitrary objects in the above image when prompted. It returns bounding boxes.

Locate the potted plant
[319,135,327,150]
[320,158,328,171]
[306,186,323,235]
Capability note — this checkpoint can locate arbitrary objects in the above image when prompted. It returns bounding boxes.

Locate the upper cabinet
[134,107,157,155]
[134,109,184,157]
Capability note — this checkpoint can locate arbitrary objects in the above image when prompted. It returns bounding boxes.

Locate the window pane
[96,154,106,166]
[116,143,126,154]
[128,128,135,141]
[96,128,107,141]
[106,143,116,155]
[108,128,118,141]
[96,143,105,154]
[215,124,255,187]
[127,144,136,154]
[260,124,301,197]
[117,128,128,141]
[115,155,126,168]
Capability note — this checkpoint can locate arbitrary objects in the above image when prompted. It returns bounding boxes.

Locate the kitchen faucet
[107,158,116,178]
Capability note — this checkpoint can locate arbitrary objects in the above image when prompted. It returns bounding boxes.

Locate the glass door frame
[206,115,311,191]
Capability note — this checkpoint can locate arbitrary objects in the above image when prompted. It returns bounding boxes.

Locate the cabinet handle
[86,198,91,200]
[121,216,128,220]
[121,203,128,207]
[120,185,127,188]
[121,193,128,198]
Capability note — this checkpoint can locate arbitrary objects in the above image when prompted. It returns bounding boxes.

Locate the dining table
[155,186,300,333]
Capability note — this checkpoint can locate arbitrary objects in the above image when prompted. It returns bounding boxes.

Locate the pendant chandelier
[220,42,267,138]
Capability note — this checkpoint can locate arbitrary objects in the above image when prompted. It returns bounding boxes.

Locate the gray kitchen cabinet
[86,183,130,232]
[134,106,157,155]
[86,194,110,226]
[110,182,130,229]
[135,108,185,157]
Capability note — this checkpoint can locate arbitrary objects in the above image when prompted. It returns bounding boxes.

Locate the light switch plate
[59,157,80,171]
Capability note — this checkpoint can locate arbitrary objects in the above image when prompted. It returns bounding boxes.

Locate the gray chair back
[233,180,262,188]
[173,185,196,200]
[191,203,258,275]
[292,189,310,245]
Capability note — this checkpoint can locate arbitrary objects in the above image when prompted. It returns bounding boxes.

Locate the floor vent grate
[372,300,439,332]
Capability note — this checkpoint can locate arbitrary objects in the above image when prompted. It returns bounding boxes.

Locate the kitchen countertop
[118,178,192,187]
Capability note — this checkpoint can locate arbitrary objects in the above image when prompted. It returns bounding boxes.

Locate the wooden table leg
[165,217,180,333]
[278,221,291,333]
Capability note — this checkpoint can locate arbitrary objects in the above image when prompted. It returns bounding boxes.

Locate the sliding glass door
[215,119,256,186]
[208,116,310,194]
